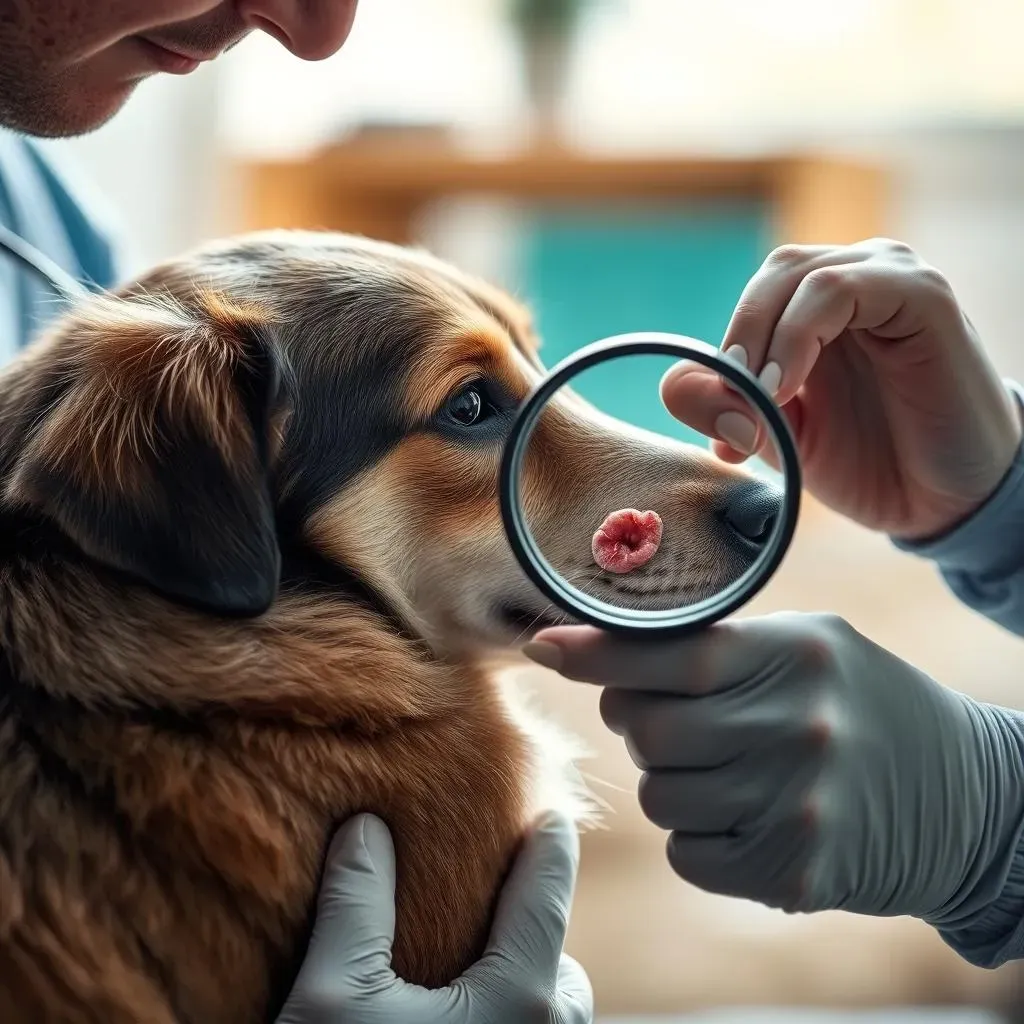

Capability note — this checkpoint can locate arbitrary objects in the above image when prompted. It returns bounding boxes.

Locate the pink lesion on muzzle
[592,509,663,574]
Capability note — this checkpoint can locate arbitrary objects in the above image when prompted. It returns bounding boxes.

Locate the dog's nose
[718,479,782,551]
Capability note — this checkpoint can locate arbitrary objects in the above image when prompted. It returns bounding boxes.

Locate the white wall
[829,122,1024,381]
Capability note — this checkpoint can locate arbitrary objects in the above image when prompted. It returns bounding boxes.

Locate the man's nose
[238,0,359,61]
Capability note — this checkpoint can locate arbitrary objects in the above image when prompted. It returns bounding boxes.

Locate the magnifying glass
[499,332,801,637]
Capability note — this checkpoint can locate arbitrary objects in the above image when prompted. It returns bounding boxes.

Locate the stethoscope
[0,222,91,304]
[0,225,802,637]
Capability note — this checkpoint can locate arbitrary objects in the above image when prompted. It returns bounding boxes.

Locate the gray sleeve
[893,381,1024,965]
[893,380,1024,639]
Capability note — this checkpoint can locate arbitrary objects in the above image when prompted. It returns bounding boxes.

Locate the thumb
[659,360,770,458]
[659,360,799,471]
[280,814,398,1013]
[526,617,795,694]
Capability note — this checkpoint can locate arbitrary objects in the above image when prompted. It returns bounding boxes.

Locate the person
[0,3,591,1022]
[525,237,1024,969]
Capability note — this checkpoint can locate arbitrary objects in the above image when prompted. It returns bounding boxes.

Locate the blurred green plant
[506,0,609,139]
[507,0,600,38]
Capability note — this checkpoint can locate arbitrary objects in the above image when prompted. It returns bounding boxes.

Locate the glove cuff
[926,702,1024,968]
[934,828,1024,969]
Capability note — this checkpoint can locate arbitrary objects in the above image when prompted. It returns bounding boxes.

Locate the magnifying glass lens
[508,344,795,633]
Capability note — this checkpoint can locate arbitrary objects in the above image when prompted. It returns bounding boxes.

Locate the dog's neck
[0,537,485,731]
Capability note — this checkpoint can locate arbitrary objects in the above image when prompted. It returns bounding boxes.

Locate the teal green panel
[517,201,769,446]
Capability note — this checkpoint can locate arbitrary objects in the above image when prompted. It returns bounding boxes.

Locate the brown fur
[0,579,532,1021]
[0,228,772,1022]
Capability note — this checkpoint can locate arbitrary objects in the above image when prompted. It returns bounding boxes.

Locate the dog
[0,229,782,1023]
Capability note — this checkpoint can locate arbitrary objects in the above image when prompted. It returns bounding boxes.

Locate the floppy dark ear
[5,291,287,617]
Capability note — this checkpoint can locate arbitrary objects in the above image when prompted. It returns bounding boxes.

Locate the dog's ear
[6,291,288,617]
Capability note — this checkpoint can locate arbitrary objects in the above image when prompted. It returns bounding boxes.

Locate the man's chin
[0,80,140,139]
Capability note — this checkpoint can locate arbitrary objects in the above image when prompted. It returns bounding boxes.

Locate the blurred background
[34,0,1024,1020]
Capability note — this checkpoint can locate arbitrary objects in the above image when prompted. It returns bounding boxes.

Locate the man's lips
[134,36,221,75]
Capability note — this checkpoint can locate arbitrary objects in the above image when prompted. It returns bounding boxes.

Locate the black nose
[718,480,782,551]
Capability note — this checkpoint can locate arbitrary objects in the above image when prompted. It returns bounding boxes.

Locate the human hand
[663,238,1022,541]
[526,613,1024,927]
[275,811,592,1024]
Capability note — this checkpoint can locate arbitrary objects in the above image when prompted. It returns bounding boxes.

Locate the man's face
[0,1,360,138]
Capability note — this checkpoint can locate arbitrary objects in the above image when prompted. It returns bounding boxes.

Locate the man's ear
[5,291,288,617]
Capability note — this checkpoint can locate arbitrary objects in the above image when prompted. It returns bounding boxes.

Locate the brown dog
[0,230,780,1023]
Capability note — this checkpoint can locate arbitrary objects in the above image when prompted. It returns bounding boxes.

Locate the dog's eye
[446,386,485,426]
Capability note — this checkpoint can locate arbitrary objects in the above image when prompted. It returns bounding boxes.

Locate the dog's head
[0,230,780,656]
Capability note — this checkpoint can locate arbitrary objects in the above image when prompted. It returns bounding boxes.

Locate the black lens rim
[498,332,802,637]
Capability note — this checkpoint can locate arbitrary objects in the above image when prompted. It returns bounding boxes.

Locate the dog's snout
[718,479,782,552]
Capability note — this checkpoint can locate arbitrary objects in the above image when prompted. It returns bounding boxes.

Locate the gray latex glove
[276,811,592,1024]
[525,612,1024,929]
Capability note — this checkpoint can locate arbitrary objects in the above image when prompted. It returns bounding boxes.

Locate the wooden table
[232,138,888,247]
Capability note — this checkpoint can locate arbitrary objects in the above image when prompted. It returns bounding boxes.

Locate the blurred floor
[600,1012,1002,1023]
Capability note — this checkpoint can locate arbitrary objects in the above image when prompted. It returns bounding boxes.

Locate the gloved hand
[526,613,1024,930]
[276,811,592,1024]
[661,238,1022,541]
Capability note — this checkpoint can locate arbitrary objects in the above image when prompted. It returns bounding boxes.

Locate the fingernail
[714,411,757,453]
[721,345,747,394]
[722,345,748,370]
[361,814,391,858]
[356,816,376,871]
[327,813,370,868]
[758,361,782,397]
[522,640,563,673]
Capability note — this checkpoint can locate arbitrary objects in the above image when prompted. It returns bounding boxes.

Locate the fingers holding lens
[659,361,769,460]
